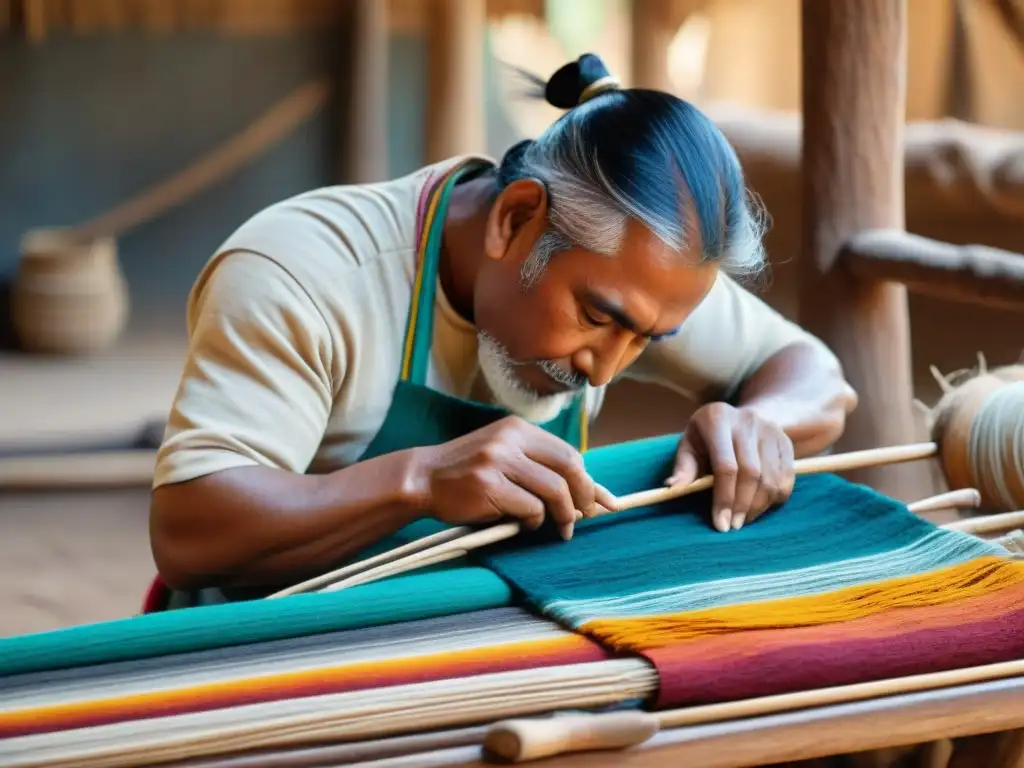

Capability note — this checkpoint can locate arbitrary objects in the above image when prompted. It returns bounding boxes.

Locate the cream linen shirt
[153,157,835,489]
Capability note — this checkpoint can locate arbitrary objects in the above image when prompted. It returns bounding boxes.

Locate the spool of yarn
[929,363,1024,511]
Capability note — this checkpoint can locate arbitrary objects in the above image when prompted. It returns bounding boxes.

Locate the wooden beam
[22,0,47,41]
[842,230,1024,314]
[424,0,486,164]
[406,675,1024,767]
[799,0,931,501]
[346,0,389,183]
[704,107,1024,233]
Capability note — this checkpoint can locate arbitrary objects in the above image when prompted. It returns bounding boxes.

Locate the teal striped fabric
[0,568,512,677]
[482,434,1005,621]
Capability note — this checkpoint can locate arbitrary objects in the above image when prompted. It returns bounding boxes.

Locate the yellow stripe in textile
[580,556,1024,652]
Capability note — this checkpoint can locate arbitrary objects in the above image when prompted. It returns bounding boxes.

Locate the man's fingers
[744,483,775,528]
[491,475,547,531]
[504,456,580,540]
[518,429,597,517]
[744,432,796,527]
[666,446,700,488]
[729,432,762,528]
[704,422,738,533]
[591,483,619,515]
[777,434,797,501]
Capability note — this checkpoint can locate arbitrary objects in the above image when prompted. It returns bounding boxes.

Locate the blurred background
[1,0,1022,636]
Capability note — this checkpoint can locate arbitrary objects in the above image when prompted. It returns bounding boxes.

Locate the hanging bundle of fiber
[927,359,1024,511]
[483,434,1024,708]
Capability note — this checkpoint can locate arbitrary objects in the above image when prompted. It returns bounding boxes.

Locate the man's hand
[667,403,795,533]
[410,416,617,540]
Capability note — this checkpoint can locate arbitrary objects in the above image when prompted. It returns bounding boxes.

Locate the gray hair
[499,89,770,290]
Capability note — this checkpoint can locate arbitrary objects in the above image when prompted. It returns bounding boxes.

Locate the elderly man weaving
[150,54,857,608]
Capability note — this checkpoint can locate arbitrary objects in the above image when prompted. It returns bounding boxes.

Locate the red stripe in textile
[649,580,1024,668]
[648,600,1024,708]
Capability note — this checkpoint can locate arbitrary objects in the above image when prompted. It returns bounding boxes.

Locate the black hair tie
[544,53,621,109]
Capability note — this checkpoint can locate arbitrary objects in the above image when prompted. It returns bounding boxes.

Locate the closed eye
[581,307,611,327]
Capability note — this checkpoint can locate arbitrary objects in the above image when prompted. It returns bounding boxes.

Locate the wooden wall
[0,0,546,39]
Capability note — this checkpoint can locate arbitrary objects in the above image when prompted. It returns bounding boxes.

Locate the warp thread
[543,528,1001,624]
[580,556,1024,651]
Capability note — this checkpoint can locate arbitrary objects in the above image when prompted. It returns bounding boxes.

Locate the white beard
[477,332,575,424]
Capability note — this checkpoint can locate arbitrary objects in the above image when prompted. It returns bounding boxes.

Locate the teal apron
[154,158,588,610]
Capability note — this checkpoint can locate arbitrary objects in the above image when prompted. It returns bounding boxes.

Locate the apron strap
[577,394,589,453]
[399,159,590,452]
[401,161,488,385]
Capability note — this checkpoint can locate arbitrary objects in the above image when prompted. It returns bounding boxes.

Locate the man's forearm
[734,342,858,457]
[150,449,428,591]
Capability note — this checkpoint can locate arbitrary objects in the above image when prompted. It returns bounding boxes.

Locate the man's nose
[576,334,637,387]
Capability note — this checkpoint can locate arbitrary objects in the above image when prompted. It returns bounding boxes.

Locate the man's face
[473,181,718,411]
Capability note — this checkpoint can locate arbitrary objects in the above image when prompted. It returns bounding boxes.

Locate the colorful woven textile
[482,433,1024,707]
[2,431,1022,767]
[0,608,615,740]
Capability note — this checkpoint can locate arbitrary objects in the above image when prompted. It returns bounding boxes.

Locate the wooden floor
[0,488,155,636]
[0,333,184,636]
[0,331,187,454]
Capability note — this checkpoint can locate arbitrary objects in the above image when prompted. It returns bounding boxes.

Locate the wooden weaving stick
[299,486,992,598]
[906,488,981,514]
[269,526,472,598]
[600,441,939,515]
[944,510,1024,535]
[271,441,939,598]
[483,659,1024,763]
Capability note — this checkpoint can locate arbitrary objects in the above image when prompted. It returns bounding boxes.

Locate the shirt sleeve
[626,273,838,404]
[153,250,336,489]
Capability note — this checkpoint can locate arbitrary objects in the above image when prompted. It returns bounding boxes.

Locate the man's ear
[483,178,548,263]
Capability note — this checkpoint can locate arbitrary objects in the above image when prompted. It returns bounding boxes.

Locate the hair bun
[544,53,620,109]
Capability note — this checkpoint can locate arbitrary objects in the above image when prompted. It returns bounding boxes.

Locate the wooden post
[630,0,674,91]
[799,0,932,501]
[346,0,389,183]
[424,0,486,164]
[22,0,47,41]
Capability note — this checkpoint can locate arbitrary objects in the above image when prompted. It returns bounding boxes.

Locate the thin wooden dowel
[484,659,1024,763]
[943,510,1024,535]
[321,547,471,593]
[268,526,472,599]
[274,442,939,597]
[275,523,519,598]
[606,441,938,514]
[908,488,981,514]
